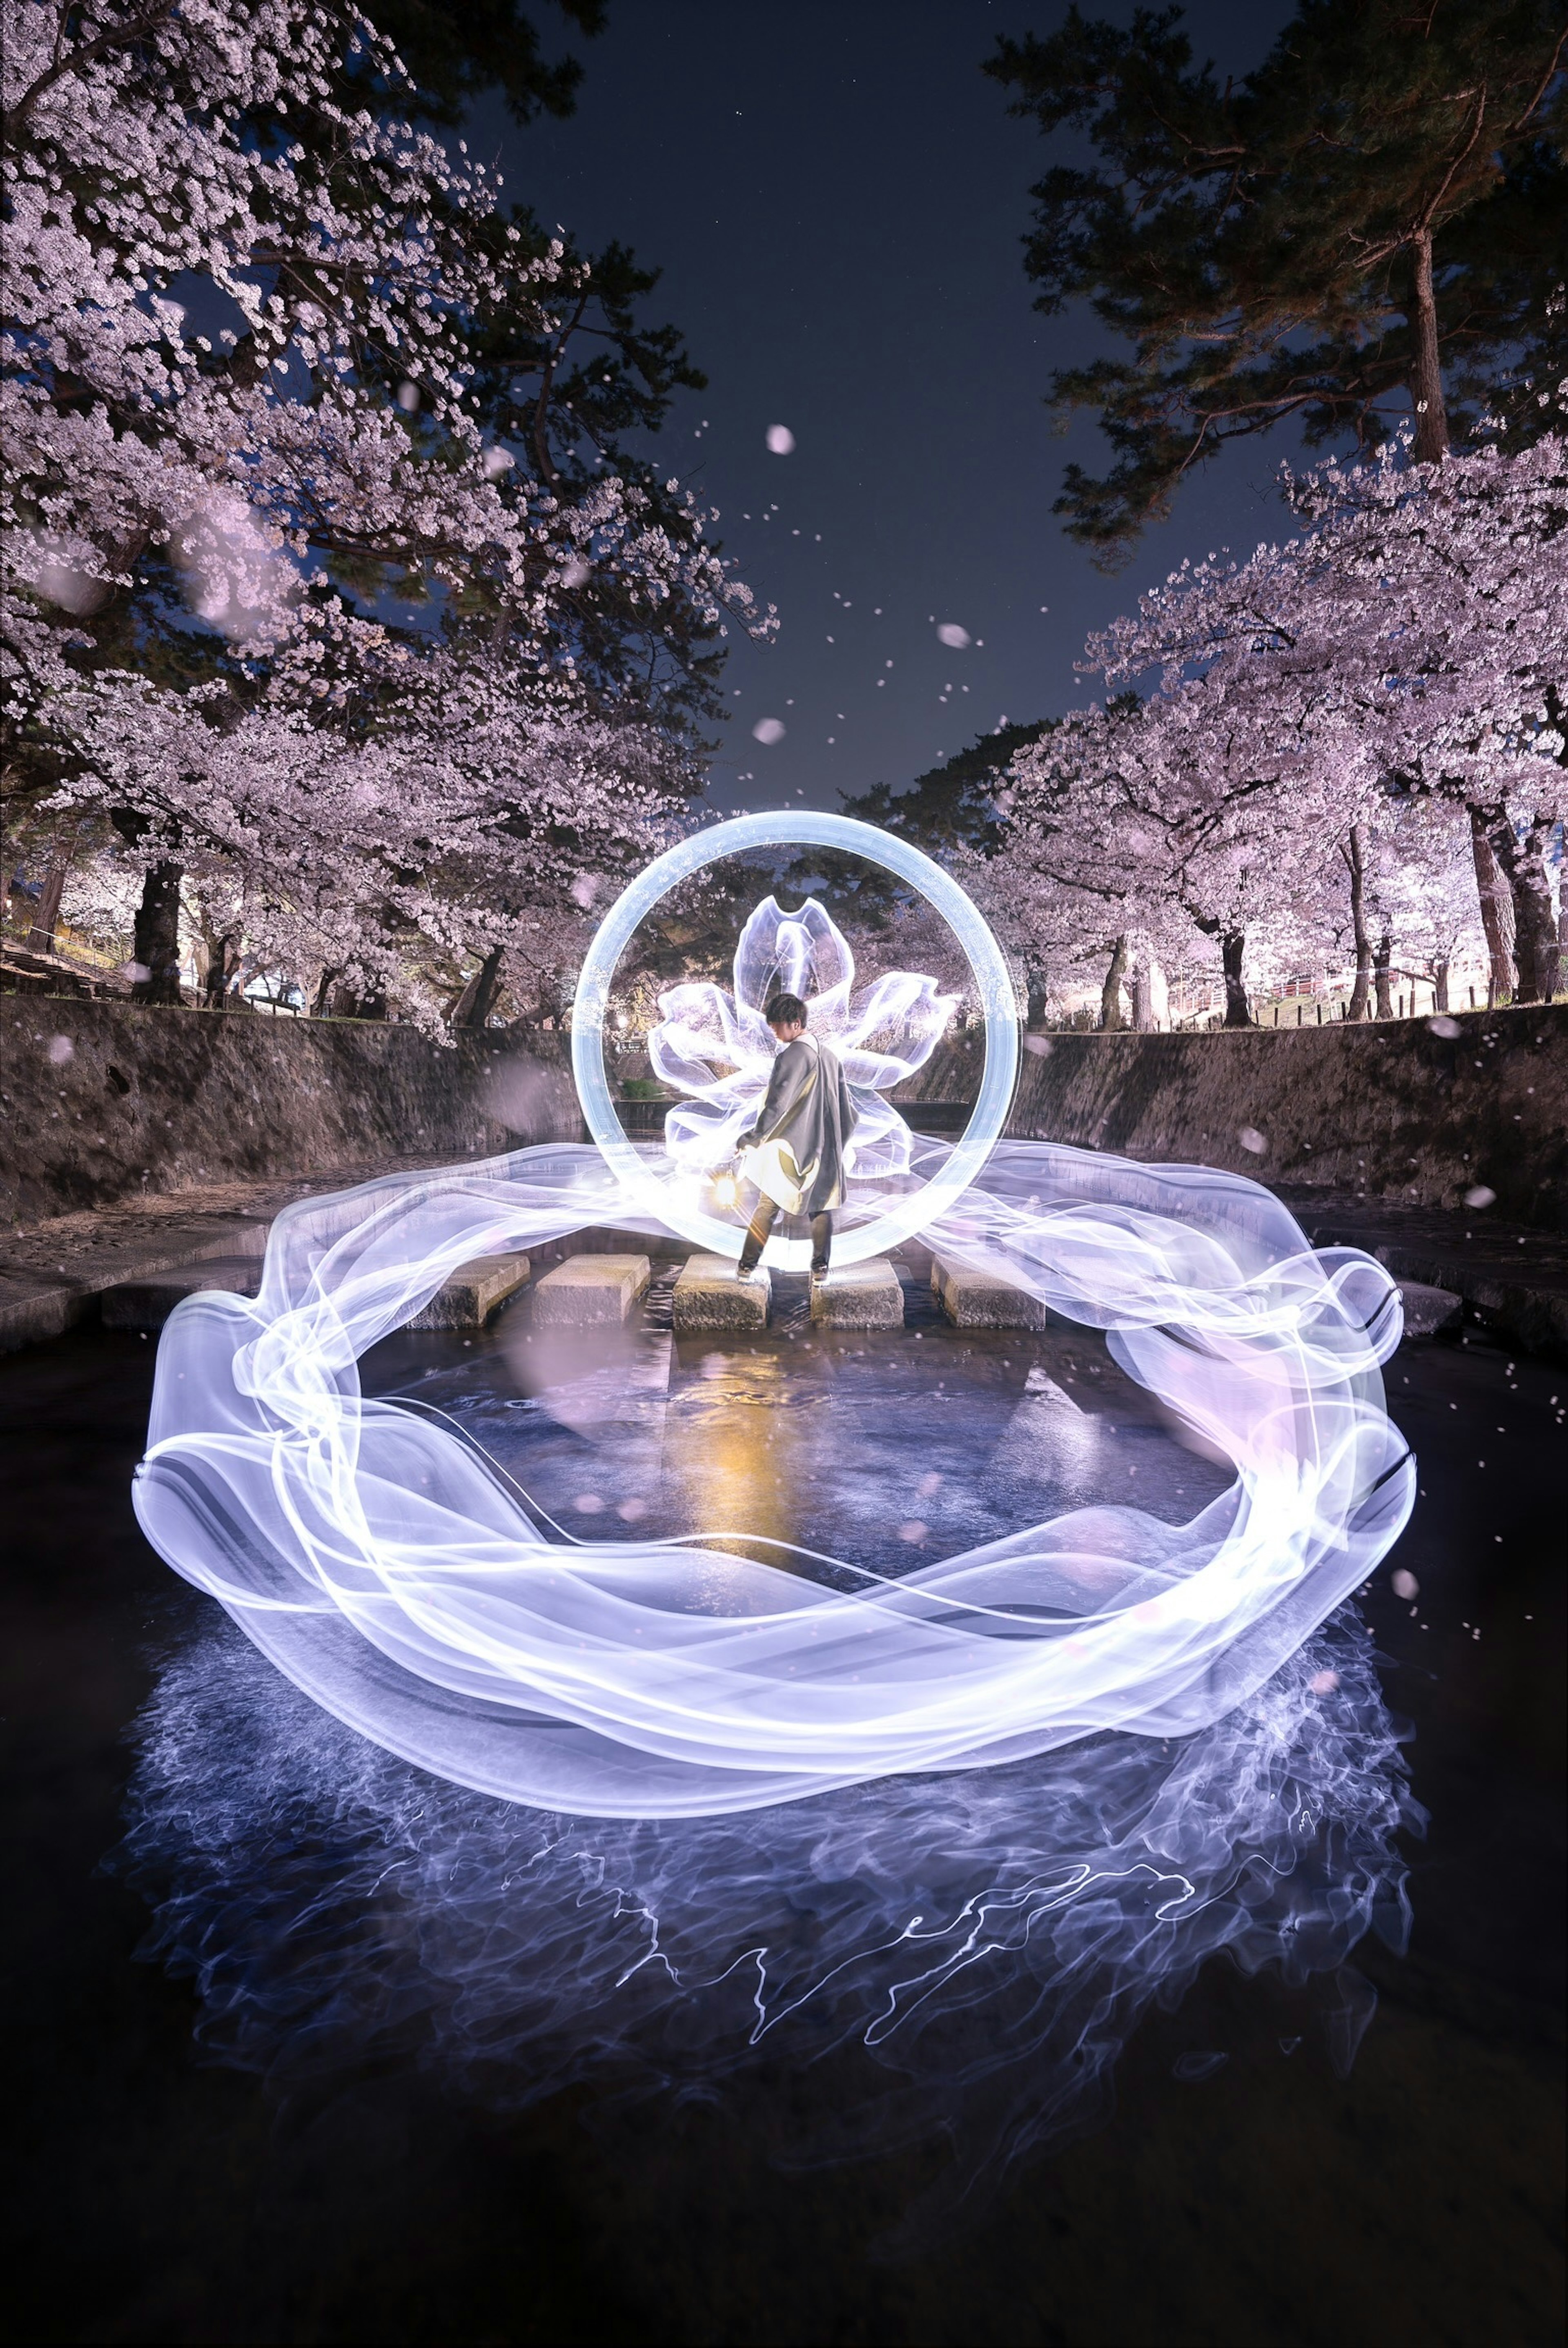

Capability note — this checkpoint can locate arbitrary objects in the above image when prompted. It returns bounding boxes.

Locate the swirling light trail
[132,1132,1414,1817]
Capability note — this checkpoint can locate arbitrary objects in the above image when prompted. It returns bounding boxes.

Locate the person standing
[735,992,858,1279]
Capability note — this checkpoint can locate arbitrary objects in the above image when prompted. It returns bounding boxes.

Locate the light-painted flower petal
[649,980,771,1091]
[839,971,958,1086]
[664,1094,762,1161]
[844,1091,913,1178]
[646,894,957,1181]
[733,895,855,1013]
[839,1045,919,1091]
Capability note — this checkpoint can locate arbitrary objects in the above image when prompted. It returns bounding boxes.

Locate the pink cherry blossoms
[991,433,1568,1022]
[2,0,773,1025]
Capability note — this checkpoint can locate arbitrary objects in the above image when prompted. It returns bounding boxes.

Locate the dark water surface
[2,1273,1561,2346]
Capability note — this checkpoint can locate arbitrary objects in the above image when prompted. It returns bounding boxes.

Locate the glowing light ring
[129,818,1417,1822]
[572,811,1018,1268]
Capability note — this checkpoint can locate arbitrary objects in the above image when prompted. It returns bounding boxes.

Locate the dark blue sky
[482,0,1301,811]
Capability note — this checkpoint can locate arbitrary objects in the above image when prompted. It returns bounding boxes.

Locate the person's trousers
[737,1198,832,1275]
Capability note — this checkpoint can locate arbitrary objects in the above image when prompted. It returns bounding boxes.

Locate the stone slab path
[1279,1190,1568,1359]
[673,1252,770,1332]
[533,1253,651,1325]
[0,1152,483,1352]
[931,1250,1050,1330]
[808,1256,904,1330]
[5,1166,1563,1361]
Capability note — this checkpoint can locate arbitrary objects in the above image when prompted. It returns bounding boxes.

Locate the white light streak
[134,1136,1414,1818]
[129,821,1415,1825]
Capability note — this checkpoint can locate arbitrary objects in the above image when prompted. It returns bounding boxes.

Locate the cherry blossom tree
[1,0,771,1019]
[39,655,692,1022]
[998,432,1566,1017]
[1365,800,1488,1014]
[981,707,1171,1026]
[1280,434,1566,1000]
[989,690,1332,1027]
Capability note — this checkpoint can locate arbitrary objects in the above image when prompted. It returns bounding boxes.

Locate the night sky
[481,0,1301,812]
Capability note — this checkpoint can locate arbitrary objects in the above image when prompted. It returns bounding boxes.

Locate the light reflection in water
[670,1347,803,1579]
[115,1600,1419,2246]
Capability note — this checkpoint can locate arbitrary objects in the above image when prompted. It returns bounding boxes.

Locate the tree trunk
[132,860,184,1003]
[331,984,387,1020]
[1489,811,1557,1003]
[1099,934,1129,1031]
[1373,929,1394,1019]
[1220,929,1252,1027]
[1468,809,1516,1004]
[1433,957,1450,1014]
[26,825,81,954]
[1130,945,1157,1032]
[203,932,241,1008]
[452,945,505,1030]
[1409,225,1450,466]
[1340,825,1374,1020]
[1025,967,1051,1029]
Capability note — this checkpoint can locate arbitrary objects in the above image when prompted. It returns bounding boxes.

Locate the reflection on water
[114,1602,1419,2246]
[373,1288,1239,1589]
[668,1346,806,1571]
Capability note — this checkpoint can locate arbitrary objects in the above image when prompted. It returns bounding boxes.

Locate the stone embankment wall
[4,993,1564,1230]
[1,996,582,1225]
[899,1003,1568,1228]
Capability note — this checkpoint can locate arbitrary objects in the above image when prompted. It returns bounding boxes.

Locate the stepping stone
[931,1251,1048,1330]
[102,1256,262,1330]
[809,1257,904,1329]
[1396,1278,1462,1337]
[407,1252,530,1331]
[673,1253,770,1332]
[533,1252,650,1327]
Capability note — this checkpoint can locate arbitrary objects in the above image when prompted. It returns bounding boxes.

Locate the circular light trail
[570,811,1019,1268]
[127,817,1416,1824]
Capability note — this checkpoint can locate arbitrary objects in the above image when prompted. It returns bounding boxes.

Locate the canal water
[2,1272,1560,2344]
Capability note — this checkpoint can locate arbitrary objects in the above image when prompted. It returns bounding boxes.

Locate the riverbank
[902,1002,1568,1228]
[6,994,1563,1356]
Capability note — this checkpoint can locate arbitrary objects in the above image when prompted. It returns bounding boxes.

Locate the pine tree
[841,722,1055,858]
[987,0,1568,559]
[363,0,605,127]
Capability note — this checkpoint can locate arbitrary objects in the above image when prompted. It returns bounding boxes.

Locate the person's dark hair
[764,992,808,1028]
